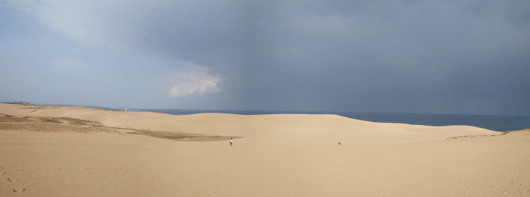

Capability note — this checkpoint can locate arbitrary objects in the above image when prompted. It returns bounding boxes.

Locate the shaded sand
[1,104,529,196]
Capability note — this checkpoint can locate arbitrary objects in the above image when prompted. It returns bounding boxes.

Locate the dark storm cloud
[105,0,529,114]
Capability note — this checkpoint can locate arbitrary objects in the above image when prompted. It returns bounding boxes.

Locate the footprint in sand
[13,188,26,192]
[6,178,19,182]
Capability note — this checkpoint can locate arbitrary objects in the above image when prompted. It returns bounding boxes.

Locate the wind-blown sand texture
[1,104,529,196]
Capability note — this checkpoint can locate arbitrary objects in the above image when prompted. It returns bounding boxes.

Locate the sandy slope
[1,104,529,197]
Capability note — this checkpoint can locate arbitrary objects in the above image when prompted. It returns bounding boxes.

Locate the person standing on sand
[230,138,233,146]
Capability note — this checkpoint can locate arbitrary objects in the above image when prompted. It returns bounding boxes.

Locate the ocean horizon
[137,109,530,132]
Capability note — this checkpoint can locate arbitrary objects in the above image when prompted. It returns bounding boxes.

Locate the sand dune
[1,104,529,196]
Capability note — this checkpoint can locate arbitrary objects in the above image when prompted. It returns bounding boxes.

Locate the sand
[0,103,529,197]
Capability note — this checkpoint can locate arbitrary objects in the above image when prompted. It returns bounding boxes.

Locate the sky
[0,0,529,115]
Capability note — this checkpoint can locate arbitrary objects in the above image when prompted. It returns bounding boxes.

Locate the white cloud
[167,62,222,98]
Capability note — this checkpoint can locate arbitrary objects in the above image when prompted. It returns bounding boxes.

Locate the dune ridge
[0,107,238,142]
[1,103,529,197]
[0,103,500,143]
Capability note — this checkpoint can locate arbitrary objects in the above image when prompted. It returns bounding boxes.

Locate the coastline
[5,103,529,132]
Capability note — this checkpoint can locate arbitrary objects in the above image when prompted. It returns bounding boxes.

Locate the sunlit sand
[1,103,529,196]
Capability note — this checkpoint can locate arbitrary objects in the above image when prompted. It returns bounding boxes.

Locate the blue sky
[1,0,529,115]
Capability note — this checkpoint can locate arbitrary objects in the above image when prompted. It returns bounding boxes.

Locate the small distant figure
[338,142,341,145]
[230,138,233,146]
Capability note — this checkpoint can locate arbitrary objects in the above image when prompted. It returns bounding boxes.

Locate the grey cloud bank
[2,0,530,115]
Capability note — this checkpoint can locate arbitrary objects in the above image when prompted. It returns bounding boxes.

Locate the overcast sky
[1,0,529,115]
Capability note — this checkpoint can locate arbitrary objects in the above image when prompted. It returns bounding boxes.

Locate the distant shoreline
[2,102,121,112]
[3,103,529,132]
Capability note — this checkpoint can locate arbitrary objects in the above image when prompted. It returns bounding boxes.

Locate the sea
[129,109,530,132]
